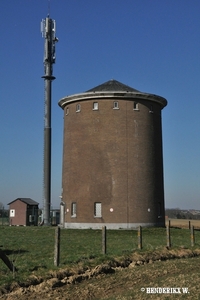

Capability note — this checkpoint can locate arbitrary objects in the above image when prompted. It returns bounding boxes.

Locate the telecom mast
[41,16,58,225]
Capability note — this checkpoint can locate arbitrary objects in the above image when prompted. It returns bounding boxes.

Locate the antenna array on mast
[41,18,58,77]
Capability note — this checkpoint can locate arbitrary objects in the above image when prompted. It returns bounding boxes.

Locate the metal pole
[43,66,52,226]
[41,17,58,226]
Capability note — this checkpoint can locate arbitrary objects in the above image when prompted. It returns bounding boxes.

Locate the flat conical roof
[58,79,167,109]
[86,79,140,92]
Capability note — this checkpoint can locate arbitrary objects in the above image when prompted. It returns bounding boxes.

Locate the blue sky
[0,0,200,210]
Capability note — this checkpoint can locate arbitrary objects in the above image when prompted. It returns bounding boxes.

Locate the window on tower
[76,104,81,112]
[71,202,77,217]
[93,102,98,110]
[113,101,119,109]
[94,202,102,218]
[149,105,154,113]
[133,102,139,110]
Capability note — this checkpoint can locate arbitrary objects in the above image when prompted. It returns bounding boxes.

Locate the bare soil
[1,248,200,300]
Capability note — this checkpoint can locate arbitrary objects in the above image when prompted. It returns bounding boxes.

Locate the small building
[8,198,39,226]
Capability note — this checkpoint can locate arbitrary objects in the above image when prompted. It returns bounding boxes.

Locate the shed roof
[8,198,39,206]
[86,79,139,92]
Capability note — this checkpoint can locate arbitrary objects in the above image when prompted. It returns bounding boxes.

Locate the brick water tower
[58,79,167,229]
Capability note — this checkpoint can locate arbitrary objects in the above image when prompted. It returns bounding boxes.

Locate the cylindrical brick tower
[58,79,167,229]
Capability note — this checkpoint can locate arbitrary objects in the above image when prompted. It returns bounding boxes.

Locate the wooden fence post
[54,227,60,266]
[0,249,17,273]
[190,225,195,247]
[166,224,171,248]
[102,226,107,254]
[138,226,142,249]
[168,220,171,228]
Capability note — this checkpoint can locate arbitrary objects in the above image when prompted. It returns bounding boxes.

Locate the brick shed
[8,198,39,226]
[58,79,167,229]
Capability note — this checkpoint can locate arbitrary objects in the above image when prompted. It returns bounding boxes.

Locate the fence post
[188,221,191,229]
[168,220,171,228]
[0,249,17,273]
[102,226,107,254]
[54,226,60,266]
[190,225,195,247]
[166,223,171,248]
[138,226,142,249]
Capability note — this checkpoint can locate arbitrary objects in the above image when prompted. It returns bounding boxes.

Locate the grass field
[0,224,200,290]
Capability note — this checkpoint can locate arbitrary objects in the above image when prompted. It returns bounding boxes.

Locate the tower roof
[58,79,167,109]
[86,79,139,92]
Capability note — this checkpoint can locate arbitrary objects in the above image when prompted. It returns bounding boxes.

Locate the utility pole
[41,16,58,225]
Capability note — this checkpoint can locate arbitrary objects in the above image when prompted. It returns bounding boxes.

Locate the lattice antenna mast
[41,17,58,225]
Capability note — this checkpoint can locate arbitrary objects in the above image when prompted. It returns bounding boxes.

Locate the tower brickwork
[58,80,167,229]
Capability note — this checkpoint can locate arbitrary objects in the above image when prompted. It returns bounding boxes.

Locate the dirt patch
[1,247,200,300]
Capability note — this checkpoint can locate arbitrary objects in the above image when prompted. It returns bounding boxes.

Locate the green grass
[0,226,200,288]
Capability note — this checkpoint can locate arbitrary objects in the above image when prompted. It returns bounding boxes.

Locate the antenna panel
[45,17,50,36]
[52,20,56,34]
[41,19,44,37]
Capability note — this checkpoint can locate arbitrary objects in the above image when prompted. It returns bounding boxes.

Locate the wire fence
[0,217,9,226]
[53,224,200,266]
[1,224,200,285]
